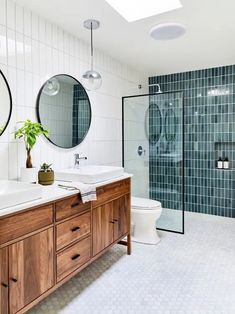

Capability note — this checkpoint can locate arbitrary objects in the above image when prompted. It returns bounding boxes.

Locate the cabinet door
[0,247,9,314]
[92,202,114,256]
[9,228,54,314]
[113,194,130,241]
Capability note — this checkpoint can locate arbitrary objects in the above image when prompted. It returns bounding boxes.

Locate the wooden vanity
[0,178,131,314]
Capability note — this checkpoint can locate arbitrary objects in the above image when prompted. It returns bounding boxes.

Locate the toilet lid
[131,197,161,210]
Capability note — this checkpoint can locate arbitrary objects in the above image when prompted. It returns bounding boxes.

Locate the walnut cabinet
[0,178,131,314]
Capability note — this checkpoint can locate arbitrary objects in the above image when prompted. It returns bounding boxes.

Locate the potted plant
[38,163,54,185]
[14,119,49,182]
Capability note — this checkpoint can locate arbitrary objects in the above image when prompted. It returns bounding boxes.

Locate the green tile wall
[149,64,235,218]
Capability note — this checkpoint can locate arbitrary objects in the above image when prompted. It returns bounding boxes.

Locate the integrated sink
[55,165,124,184]
[0,180,42,210]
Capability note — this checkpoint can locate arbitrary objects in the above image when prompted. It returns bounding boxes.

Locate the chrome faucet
[74,153,87,168]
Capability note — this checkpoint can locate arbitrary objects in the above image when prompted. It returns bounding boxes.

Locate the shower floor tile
[29,212,235,314]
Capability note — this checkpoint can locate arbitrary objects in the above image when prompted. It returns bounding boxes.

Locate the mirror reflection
[0,71,12,136]
[145,103,162,144]
[37,74,91,149]
[164,103,177,142]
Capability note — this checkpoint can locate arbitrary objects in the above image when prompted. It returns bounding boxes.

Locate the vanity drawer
[56,212,91,251]
[92,178,130,208]
[55,194,91,221]
[57,236,91,282]
[0,205,53,245]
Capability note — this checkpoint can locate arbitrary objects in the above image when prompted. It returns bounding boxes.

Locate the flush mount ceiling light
[42,78,60,96]
[150,23,186,40]
[82,19,102,91]
[105,0,182,22]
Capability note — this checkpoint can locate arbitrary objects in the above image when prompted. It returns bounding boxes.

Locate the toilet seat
[132,197,161,210]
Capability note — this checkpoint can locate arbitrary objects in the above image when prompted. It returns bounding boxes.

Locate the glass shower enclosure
[122,91,184,233]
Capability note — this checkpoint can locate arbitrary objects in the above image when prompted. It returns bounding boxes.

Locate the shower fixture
[149,83,163,93]
[82,19,102,91]
[139,83,163,93]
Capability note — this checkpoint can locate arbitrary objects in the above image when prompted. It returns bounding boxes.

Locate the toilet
[131,197,162,245]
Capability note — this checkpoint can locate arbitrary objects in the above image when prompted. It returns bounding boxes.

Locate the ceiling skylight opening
[105,0,182,22]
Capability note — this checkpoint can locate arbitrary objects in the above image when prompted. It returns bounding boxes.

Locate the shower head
[138,83,163,93]
[149,83,163,93]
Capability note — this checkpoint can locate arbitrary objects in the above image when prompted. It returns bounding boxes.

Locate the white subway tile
[0,0,144,179]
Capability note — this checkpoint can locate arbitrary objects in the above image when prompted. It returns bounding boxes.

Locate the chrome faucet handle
[74,153,87,167]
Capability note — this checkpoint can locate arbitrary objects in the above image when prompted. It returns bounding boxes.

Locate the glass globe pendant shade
[82,70,102,91]
[42,78,60,96]
[82,19,102,91]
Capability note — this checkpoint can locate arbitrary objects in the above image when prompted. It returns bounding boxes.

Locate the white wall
[0,0,146,179]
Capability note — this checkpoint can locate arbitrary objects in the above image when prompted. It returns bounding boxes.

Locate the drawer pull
[71,226,80,232]
[11,278,18,283]
[1,283,8,288]
[71,202,80,208]
[71,253,80,260]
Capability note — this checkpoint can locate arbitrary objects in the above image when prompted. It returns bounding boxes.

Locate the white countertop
[0,173,132,217]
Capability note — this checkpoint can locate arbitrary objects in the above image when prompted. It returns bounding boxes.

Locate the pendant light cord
[90,22,93,70]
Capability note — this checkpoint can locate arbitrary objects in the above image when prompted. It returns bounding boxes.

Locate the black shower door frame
[122,91,185,234]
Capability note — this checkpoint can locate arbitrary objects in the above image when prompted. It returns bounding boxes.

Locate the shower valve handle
[137,146,146,156]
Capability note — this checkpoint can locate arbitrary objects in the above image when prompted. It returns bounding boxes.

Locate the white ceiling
[16,0,235,76]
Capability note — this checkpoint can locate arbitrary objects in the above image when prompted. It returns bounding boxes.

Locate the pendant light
[82,19,102,91]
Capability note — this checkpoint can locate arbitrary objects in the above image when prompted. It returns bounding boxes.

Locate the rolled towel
[58,182,97,203]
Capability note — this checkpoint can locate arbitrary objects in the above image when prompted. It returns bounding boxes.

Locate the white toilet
[131,197,162,245]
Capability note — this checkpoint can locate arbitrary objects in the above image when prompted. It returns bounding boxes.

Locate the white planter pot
[20,167,38,183]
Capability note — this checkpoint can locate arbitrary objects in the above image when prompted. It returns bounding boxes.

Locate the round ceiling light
[150,23,186,40]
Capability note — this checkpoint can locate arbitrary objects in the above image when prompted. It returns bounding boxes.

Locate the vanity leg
[127,233,131,255]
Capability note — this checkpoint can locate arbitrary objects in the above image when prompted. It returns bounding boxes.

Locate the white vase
[20,167,38,183]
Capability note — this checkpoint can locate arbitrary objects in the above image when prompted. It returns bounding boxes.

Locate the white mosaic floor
[29,212,235,314]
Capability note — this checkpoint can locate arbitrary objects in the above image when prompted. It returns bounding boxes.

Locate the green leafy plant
[14,119,49,168]
[39,163,53,172]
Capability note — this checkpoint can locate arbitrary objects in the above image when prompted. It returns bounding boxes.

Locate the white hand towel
[58,182,97,203]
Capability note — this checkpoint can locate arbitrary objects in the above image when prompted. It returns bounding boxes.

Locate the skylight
[105,0,182,22]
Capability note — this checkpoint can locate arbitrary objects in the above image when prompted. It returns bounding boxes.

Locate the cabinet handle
[109,221,115,224]
[1,283,8,288]
[71,226,80,232]
[71,202,80,208]
[11,278,18,283]
[71,254,80,260]
[114,219,119,222]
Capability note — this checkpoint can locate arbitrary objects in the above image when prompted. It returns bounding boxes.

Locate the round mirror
[145,103,162,144]
[36,74,92,149]
[0,70,12,136]
[164,103,177,142]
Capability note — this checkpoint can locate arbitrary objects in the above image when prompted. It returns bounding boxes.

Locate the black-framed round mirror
[36,74,92,149]
[145,103,162,144]
[164,103,177,142]
[0,70,12,136]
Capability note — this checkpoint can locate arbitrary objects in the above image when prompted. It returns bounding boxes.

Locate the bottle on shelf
[217,157,223,169]
[223,157,230,169]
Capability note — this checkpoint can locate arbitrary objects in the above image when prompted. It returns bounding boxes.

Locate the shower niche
[214,142,235,170]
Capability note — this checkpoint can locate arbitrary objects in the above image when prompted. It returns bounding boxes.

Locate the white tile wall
[0,0,146,180]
